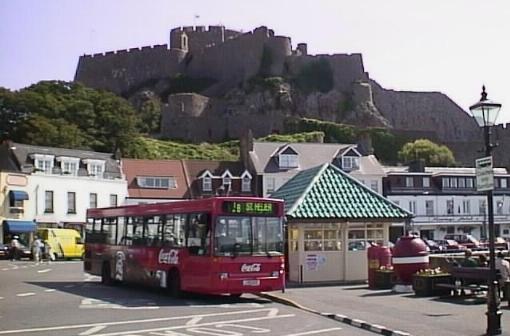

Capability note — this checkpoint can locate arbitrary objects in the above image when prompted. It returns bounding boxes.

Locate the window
[242,176,251,192]
[450,178,457,188]
[446,199,454,215]
[289,226,299,252]
[370,180,378,192]
[222,176,231,187]
[501,178,508,188]
[34,154,54,173]
[67,192,76,214]
[458,178,466,188]
[479,200,486,215]
[425,200,434,216]
[84,159,105,178]
[163,214,186,247]
[462,200,470,214]
[304,224,342,251]
[188,213,210,255]
[279,154,298,168]
[443,177,450,188]
[409,201,417,214]
[342,156,359,170]
[45,191,54,213]
[347,223,384,251]
[89,193,98,209]
[405,177,414,187]
[266,177,276,193]
[467,178,474,188]
[137,176,176,189]
[202,177,212,191]
[58,157,80,176]
[423,177,430,188]
[110,194,118,207]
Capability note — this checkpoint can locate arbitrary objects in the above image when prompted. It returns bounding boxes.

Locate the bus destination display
[223,201,277,215]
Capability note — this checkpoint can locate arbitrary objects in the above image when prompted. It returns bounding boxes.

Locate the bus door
[124,216,146,283]
[182,213,212,291]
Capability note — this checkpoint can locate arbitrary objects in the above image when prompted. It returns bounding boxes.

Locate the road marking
[1,268,8,271]
[0,308,289,335]
[16,292,36,297]
[215,324,270,333]
[79,298,160,310]
[44,289,56,293]
[37,268,52,273]
[79,326,107,335]
[0,297,4,300]
[283,328,343,336]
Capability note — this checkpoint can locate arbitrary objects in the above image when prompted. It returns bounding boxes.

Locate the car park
[436,239,466,252]
[423,239,444,252]
[442,234,481,249]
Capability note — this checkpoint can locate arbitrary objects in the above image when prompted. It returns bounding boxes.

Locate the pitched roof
[122,159,189,199]
[249,142,354,174]
[271,163,412,220]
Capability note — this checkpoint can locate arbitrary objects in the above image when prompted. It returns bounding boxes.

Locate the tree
[398,139,456,167]
[1,81,141,154]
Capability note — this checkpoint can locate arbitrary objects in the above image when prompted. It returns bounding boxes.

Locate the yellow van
[37,228,84,260]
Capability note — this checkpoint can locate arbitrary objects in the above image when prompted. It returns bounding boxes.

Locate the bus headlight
[271,271,280,278]
[219,272,229,280]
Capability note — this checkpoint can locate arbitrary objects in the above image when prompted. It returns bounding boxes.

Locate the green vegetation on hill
[399,139,456,167]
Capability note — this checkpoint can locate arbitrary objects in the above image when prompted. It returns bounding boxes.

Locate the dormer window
[222,170,233,187]
[277,145,299,169]
[57,156,80,176]
[199,170,213,192]
[342,156,359,170]
[137,176,176,189]
[241,170,252,192]
[83,159,105,178]
[32,154,54,173]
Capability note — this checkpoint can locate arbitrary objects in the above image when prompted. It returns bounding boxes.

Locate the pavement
[258,282,510,336]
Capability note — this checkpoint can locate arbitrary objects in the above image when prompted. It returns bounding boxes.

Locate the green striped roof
[270,163,412,220]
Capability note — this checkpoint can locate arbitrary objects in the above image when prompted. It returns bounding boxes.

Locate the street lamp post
[469,86,502,335]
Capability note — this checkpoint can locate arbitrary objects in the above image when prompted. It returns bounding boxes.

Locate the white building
[242,140,386,197]
[383,163,510,241]
[0,142,127,242]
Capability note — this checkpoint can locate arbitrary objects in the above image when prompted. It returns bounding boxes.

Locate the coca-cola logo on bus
[158,249,179,265]
[241,263,261,272]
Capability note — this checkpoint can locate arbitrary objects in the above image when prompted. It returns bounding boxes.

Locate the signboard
[222,201,277,215]
[476,156,494,191]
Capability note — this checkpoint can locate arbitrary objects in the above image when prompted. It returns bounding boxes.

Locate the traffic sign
[476,156,494,191]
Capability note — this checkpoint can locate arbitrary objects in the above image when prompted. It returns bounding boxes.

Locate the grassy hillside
[126,131,325,161]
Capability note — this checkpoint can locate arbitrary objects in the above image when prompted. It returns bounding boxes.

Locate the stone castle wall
[170,25,241,53]
[75,45,186,95]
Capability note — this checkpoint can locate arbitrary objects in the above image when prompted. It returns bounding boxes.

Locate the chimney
[356,132,373,155]
[240,129,254,167]
[408,159,426,173]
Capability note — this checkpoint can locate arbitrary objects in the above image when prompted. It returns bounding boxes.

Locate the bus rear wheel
[168,270,182,298]
[101,262,114,285]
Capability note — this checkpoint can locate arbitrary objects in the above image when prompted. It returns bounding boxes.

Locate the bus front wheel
[168,270,182,298]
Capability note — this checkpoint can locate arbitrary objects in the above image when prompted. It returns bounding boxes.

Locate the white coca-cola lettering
[241,263,261,272]
[158,249,179,265]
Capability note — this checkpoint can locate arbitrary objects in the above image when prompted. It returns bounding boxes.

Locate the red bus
[84,197,285,296]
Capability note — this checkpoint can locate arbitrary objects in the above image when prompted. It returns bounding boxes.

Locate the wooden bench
[435,267,500,297]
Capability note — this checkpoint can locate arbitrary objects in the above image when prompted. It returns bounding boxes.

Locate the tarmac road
[0,260,373,336]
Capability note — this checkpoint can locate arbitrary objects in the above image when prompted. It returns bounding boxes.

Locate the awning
[9,190,29,202]
[3,220,36,233]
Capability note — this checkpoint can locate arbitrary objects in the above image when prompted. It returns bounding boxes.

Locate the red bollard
[367,245,392,289]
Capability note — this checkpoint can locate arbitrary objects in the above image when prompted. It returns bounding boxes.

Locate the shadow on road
[26,280,272,307]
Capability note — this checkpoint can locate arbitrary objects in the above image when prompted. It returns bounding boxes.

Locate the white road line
[1,268,8,271]
[284,328,343,336]
[0,308,287,335]
[37,268,52,273]
[16,292,36,297]
[79,325,106,336]
[44,289,56,292]
[0,297,4,300]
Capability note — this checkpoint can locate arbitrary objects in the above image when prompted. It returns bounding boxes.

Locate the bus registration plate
[243,279,260,286]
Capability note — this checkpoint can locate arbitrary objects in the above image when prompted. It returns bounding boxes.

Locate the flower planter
[412,274,453,297]
[374,270,395,289]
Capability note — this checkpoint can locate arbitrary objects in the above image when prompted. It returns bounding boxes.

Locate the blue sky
[1,0,509,122]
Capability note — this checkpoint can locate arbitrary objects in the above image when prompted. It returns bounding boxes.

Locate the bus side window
[116,217,126,245]
[132,216,144,246]
[102,217,117,245]
[187,213,210,256]
[144,215,162,247]
[122,217,135,246]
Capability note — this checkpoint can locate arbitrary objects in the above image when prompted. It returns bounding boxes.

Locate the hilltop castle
[74,25,510,168]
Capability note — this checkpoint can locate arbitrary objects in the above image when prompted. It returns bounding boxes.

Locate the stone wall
[170,25,241,52]
[75,45,186,95]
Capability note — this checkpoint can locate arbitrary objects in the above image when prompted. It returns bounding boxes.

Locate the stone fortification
[75,45,186,95]
[75,24,497,167]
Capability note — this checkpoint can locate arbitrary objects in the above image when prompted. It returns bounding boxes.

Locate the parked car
[0,243,10,259]
[436,239,466,251]
[442,234,481,249]
[479,237,510,250]
[423,239,444,252]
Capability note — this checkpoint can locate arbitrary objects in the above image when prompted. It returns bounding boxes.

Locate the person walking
[43,240,52,264]
[495,251,510,299]
[32,236,43,264]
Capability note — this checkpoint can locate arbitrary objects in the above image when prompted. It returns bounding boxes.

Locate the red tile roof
[122,159,190,199]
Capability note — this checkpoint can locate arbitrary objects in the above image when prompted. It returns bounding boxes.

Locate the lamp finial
[481,85,487,101]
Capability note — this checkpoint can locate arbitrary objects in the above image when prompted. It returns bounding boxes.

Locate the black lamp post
[469,85,502,335]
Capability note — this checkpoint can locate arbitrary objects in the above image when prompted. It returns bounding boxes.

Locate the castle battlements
[83,44,170,58]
